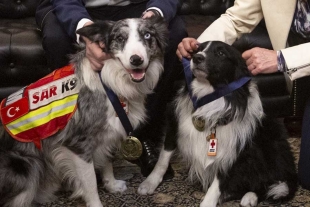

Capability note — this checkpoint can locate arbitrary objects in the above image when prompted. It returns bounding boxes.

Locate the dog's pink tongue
[131,73,144,79]
[128,69,145,81]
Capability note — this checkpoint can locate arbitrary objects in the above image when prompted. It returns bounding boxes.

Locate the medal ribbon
[98,72,133,135]
[182,58,251,110]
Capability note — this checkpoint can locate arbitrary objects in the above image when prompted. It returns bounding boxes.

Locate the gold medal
[121,136,143,161]
[192,116,205,131]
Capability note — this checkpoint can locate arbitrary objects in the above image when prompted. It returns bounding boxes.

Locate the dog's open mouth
[126,68,146,82]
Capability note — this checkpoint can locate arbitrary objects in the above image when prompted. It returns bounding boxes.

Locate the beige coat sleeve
[281,43,310,81]
[196,0,310,81]
[197,0,263,44]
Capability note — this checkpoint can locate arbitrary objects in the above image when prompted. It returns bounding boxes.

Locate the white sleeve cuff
[146,7,164,17]
[76,18,93,43]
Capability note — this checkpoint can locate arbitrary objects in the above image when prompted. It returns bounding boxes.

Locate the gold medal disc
[121,136,143,160]
[192,116,206,131]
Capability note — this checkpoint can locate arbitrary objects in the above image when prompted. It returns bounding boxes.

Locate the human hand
[141,10,157,19]
[242,47,278,75]
[176,37,200,60]
[82,22,111,71]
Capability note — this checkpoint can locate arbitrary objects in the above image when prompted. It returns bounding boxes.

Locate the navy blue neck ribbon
[98,72,133,135]
[182,58,251,110]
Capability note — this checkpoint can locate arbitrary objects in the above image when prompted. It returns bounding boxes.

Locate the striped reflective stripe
[7,94,78,135]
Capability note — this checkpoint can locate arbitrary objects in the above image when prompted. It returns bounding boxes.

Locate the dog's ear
[229,47,252,79]
[235,56,252,78]
[148,16,169,53]
[76,21,115,52]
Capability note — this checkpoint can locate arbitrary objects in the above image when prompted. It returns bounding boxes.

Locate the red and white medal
[207,133,217,156]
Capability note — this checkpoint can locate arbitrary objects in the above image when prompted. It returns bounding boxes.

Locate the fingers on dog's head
[76,21,115,52]
[198,41,250,83]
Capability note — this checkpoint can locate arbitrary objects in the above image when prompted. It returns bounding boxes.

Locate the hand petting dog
[81,21,111,71]
[176,37,199,60]
[242,47,278,75]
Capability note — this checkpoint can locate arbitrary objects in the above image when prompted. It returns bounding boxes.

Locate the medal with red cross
[207,130,217,156]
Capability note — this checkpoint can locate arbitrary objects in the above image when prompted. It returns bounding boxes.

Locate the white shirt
[76,1,163,42]
[84,0,130,7]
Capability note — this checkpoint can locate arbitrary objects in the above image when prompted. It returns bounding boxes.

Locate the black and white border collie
[138,41,297,207]
[0,17,168,207]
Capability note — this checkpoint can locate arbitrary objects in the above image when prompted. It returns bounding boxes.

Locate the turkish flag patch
[0,97,29,125]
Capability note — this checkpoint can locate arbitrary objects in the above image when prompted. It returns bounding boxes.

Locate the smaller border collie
[138,41,297,207]
[0,17,167,207]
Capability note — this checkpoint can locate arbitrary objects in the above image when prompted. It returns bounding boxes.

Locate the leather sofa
[1,0,310,125]
[0,0,50,101]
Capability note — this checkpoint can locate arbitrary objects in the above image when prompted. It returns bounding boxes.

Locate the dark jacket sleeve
[50,0,179,40]
[50,0,92,40]
[146,0,179,23]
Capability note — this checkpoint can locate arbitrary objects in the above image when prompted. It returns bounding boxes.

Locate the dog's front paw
[137,176,162,195]
[199,203,217,207]
[86,202,103,207]
[199,194,218,207]
[240,192,258,207]
[104,179,127,193]
[199,199,220,207]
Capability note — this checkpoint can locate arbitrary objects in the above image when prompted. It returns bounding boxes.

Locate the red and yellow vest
[0,65,79,149]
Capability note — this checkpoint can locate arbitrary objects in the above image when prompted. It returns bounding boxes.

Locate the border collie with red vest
[0,17,167,207]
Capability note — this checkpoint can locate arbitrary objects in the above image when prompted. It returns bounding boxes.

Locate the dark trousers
[298,97,310,190]
[36,2,188,143]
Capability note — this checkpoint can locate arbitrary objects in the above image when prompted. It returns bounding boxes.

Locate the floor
[39,136,310,207]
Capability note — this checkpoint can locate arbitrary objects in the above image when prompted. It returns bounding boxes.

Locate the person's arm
[197,0,263,44]
[51,0,110,71]
[280,43,310,80]
[146,0,178,22]
[177,0,263,60]
[50,0,91,40]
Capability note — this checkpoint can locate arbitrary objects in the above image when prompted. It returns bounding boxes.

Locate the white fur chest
[105,95,146,140]
[176,82,262,174]
[176,95,216,170]
[81,59,148,147]
[175,91,257,187]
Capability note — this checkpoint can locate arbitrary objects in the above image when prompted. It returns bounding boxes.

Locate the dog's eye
[117,36,124,42]
[144,33,151,40]
[217,51,225,57]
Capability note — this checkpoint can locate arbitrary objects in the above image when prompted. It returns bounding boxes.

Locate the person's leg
[36,1,76,70]
[298,97,310,190]
[134,15,188,178]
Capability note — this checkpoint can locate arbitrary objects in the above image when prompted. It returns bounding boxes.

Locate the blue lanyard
[182,58,251,110]
[98,72,133,135]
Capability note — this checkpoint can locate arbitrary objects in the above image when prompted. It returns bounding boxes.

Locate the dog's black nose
[130,55,144,66]
[193,54,205,64]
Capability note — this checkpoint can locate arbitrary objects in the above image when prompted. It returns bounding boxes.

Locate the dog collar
[182,58,251,110]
